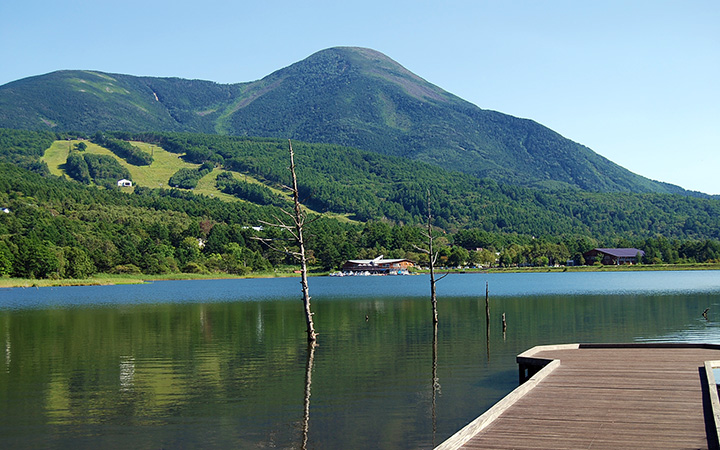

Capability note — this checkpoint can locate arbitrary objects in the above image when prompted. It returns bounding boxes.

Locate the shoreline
[454,262,720,274]
[0,271,299,289]
[1,263,719,288]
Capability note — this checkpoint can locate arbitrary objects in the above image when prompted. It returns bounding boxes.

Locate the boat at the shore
[329,269,412,277]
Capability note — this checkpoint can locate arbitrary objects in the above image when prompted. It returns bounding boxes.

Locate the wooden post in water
[485,282,490,325]
[485,282,490,360]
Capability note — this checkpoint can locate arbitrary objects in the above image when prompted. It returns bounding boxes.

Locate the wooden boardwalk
[436,343,720,450]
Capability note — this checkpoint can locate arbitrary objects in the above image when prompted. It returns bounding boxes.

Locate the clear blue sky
[2,0,718,194]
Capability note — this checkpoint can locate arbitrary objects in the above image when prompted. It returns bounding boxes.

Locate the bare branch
[279,208,297,220]
[304,214,322,226]
[259,219,289,230]
[413,244,431,255]
[431,252,439,266]
[251,233,302,259]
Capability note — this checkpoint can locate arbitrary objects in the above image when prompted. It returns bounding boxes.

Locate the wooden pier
[436,343,720,449]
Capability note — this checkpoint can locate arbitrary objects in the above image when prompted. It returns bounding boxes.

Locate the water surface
[1,271,720,449]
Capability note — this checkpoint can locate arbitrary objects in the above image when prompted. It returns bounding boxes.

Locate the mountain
[0,70,246,133]
[0,47,699,195]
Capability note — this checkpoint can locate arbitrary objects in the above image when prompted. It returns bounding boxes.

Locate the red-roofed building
[341,256,414,274]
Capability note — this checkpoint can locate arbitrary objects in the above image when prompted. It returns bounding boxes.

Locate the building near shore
[341,256,414,274]
[583,248,645,265]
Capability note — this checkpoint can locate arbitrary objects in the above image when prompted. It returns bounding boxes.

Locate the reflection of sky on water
[2,271,720,310]
[4,328,9,373]
[636,317,720,344]
[119,357,135,392]
[634,290,720,344]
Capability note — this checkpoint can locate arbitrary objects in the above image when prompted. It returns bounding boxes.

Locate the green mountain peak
[0,47,698,196]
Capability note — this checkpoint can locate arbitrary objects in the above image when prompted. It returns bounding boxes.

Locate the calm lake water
[2,271,720,449]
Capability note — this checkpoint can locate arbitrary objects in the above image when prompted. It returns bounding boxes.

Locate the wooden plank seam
[435,358,561,450]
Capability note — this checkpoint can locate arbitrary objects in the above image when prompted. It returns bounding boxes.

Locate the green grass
[41,139,357,222]
[42,140,72,177]
[0,276,147,288]
[43,140,201,188]
[127,141,199,188]
[193,169,245,202]
[0,270,309,288]
[68,73,130,98]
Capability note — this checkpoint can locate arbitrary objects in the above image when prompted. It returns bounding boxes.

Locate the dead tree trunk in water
[289,142,317,343]
[428,210,439,324]
[415,190,448,324]
[256,140,317,343]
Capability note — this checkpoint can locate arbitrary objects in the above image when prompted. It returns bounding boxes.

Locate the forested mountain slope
[0,70,245,133]
[0,47,699,196]
[14,127,720,241]
[1,128,720,280]
[134,131,720,239]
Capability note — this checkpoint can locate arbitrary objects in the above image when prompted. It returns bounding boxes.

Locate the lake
[1,271,720,449]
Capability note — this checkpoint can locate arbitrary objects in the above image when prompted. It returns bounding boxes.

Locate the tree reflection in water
[301,341,316,450]
[431,321,441,447]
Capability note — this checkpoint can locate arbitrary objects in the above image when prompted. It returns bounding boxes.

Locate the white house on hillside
[117,179,133,187]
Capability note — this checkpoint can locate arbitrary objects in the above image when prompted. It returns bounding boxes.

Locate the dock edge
[434,343,578,450]
[435,343,720,450]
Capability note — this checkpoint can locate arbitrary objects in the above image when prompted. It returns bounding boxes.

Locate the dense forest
[91,132,153,166]
[131,131,720,239]
[0,128,719,280]
[65,151,131,187]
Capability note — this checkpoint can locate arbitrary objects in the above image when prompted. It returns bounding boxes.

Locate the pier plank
[437,344,720,450]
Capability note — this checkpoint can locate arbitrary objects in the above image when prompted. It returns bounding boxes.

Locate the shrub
[111,264,142,275]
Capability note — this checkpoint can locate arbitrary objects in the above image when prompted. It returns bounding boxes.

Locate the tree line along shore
[2,129,720,286]
[3,262,720,289]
